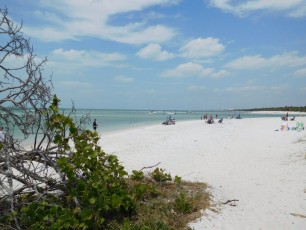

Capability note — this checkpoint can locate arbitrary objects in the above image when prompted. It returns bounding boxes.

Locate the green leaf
[90,151,97,158]
[80,208,92,221]
[92,182,99,189]
[57,157,67,166]
[89,198,96,204]
[111,194,122,209]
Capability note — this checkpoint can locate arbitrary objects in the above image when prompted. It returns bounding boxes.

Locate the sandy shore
[99,117,306,229]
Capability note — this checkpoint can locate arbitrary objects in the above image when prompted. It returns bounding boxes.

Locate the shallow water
[7,109,288,143]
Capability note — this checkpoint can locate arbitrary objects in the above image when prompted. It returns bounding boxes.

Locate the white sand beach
[100,117,306,229]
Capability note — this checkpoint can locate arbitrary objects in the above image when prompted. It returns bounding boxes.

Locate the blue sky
[2,0,306,110]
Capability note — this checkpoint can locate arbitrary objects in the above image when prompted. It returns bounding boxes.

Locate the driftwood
[139,162,161,171]
[222,199,239,206]
[290,213,306,219]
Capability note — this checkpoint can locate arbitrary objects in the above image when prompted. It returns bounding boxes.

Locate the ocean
[4,109,288,146]
[71,109,284,134]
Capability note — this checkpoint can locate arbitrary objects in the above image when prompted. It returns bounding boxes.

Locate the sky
[2,0,306,110]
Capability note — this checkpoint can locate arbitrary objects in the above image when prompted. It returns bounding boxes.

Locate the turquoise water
[7,109,286,143]
[71,109,284,134]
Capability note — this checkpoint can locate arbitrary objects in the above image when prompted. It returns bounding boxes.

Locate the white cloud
[225,52,306,70]
[136,43,174,61]
[114,75,134,83]
[180,37,225,58]
[23,0,178,44]
[211,70,229,79]
[293,68,306,77]
[209,0,306,18]
[162,62,214,78]
[225,85,264,92]
[289,4,306,18]
[224,83,287,94]
[225,55,266,69]
[51,49,126,67]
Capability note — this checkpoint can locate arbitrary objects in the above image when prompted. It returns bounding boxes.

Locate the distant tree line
[241,106,306,112]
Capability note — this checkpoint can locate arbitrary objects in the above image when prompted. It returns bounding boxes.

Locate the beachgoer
[0,127,5,143]
[281,122,289,131]
[93,119,98,131]
[286,112,288,121]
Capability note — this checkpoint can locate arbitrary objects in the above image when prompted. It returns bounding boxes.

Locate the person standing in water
[93,119,98,131]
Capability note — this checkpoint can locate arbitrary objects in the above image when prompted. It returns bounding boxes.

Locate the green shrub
[1,96,211,230]
[150,168,172,182]
[174,192,192,213]
[131,170,145,181]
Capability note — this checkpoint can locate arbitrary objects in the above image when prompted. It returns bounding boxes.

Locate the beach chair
[218,118,223,124]
[296,122,304,132]
[290,116,295,121]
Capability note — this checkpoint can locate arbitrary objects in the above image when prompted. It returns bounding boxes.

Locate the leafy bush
[131,170,145,181]
[174,192,192,213]
[0,96,211,229]
[150,168,172,182]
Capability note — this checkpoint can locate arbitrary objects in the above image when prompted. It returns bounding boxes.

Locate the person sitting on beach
[281,122,289,131]
[207,115,214,124]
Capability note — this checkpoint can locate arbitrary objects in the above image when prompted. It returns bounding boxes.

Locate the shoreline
[99,117,306,229]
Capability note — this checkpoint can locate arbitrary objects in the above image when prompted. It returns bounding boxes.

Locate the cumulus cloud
[114,75,134,83]
[23,0,177,44]
[225,52,306,70]
[209,0,306,18]
[180,37,225,58]
[51,49,126,67]
[162,62,214,78]
[136,43,175,61]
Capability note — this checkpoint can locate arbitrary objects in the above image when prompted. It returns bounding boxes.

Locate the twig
[222,199,239,206]
[139,162,161,171]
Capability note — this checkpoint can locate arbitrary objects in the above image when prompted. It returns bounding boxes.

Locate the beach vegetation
[241,106,306,112]
[1,96,211,229]
[150,167,172,182]
[0,7,211,229]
